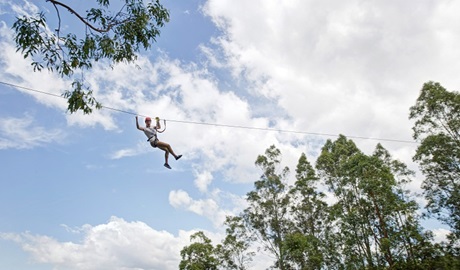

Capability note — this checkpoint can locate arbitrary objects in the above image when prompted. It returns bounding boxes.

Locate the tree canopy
[179,136,459,269]
[12,0,169,114]
[179,231,219,270]
[410,81,460,242]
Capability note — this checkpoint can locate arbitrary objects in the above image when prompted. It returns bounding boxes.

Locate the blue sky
[1,0,459,269]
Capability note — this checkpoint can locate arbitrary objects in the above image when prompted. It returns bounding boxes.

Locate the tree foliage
[316,136,438,269]
[243,145,292,269]
[286,153,332,269]
[215,216,255,270]
[179,134,460,269]
[179,231,218,270]
[409,81,460,241]
[12,0,169,114]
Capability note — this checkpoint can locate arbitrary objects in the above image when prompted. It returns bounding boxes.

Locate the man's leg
[157,141,178,159]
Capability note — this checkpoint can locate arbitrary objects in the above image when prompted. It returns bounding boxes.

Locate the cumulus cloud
[201,0,460,155]
[169,189,192,208]
[169,189,231,227]
[194,169,213,192]
[169,190,219,216]
[1,217,196,270]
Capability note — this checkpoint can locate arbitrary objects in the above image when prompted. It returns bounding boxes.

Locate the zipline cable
[0,80,417,144]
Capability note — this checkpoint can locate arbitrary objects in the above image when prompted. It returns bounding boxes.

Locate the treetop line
[0,80,416,144]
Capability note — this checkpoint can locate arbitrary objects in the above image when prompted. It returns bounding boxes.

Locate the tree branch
[47,0,126,33]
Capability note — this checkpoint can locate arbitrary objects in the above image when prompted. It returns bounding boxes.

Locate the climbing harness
[145,117,166,147]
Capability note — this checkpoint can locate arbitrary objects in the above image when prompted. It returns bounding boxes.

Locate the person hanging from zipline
[136,116,182,169]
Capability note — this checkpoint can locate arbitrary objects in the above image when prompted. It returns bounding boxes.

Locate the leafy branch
[12,0,169,114]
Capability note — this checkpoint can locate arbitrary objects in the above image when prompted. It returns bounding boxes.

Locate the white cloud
[169,189,221,218]
[109,141,150,160]
[110,148,139,160]
[169,189,231,228]
[0,22,68,109]
[201,0,460,157]
[0,218,282,270]
[169,189,192,208]
[194,169,213,192]
[1,217,196,270]
[9,0,39,16]
[0,115,64,149]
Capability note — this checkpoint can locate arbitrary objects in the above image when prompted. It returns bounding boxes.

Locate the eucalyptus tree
[363,144,433,269]
[316,135,434,269]
[179,231,218,270]
[285,153,335,269]
[316,135,372,269]
[409,81,460,241]
[215,216,255,270]
[242,145,292,270]
[12,0,169,113]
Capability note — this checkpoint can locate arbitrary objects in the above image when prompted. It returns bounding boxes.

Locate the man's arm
[135,116,143,130]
